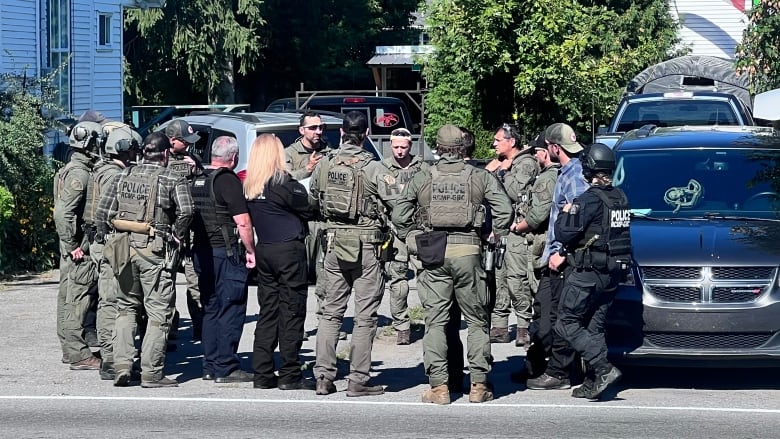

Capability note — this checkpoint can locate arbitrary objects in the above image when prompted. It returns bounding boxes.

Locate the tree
[735,1,780,93]
[124,0,266,105]
[422,0,680,155]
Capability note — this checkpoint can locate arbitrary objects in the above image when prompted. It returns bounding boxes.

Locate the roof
[366,45,434,67]
[616,126,780,152]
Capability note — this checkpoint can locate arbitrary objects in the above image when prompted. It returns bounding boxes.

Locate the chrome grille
[711,267,775,280]
[641,267,701,280]
[647,286,701,302]
[712,286,764,303]
[645,332,772,349]
[641,266,776,304]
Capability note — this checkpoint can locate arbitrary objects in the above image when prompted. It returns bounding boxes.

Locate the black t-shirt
[247,174,315,244]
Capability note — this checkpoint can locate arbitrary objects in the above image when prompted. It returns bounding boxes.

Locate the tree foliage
[124,0,266,104]
[735,1,780,93]
[0,71,59,274]
[422,0,679,155]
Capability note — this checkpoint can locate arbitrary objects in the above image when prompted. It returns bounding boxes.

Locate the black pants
[252,240,309,385]
[527,265,577,378]
[555,268,615,369]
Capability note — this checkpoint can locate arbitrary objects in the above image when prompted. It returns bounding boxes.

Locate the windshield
[616,100,738,132]
[614,148,780,219]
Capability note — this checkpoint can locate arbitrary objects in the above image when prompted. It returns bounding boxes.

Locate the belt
[331,229,387,243]
[446,235,481,245]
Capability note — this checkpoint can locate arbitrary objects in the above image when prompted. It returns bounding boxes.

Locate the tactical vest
[190,168,237,248]
[83,161,122,225]
[167,153,195,179]
[424,166,484,229]
[319,152,377,221]
[112,167,165,246]
[393,162,423,189]
[573,188,632,271]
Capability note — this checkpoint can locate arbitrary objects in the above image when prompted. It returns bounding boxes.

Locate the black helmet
[581,143,616,177]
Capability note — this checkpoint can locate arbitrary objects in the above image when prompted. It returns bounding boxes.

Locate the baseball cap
[436,124,464,147]
[342,111,368,134]
[545,123,583,153]
[529,131,547,150]
[165,119,201,143]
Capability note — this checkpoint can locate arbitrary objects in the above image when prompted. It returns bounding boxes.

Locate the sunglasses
[302,124,327,131]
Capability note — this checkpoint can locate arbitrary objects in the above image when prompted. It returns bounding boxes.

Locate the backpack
[320,153,372,220]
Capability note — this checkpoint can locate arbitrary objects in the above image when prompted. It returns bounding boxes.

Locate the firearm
[162,232,182,272]
[483,235,496,271]
[495,236,507,269]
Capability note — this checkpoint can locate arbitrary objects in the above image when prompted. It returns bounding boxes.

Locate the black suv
[608,125,780,365]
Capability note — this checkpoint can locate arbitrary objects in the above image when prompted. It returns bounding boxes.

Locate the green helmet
[68,121,102,151]
[103,123,142,156]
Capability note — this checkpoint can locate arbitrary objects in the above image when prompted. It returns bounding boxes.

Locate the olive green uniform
[309,143,397,385]
[392,154,512,387]
[285,139,333,320]
[381,155,428,332]
[96,163,193,382]
[167,151,202,339]
[83,160,126,366]
[520,163,559,292]
[491,152,539,331]
[53,152,97,364]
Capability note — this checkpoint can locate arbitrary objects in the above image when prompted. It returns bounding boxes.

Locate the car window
[188,124,213,163]
[616,101,738,132]
[614,148,780,218]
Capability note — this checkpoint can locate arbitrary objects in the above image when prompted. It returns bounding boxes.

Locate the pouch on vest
[103,232,131,283]
[415,230,447,268]
[333,230,361,263]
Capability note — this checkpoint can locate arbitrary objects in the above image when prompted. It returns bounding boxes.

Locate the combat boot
[346,380,384,397]
[99,361,116,380]
[469,382,494,403]
[422,384,451,405]
[571,378,595,398]
[515,327,530,348]
[587,364,622,400]
[396,329,411,345]
[316,375,336,395]
[489,327,510,343]
[70,356,101,370]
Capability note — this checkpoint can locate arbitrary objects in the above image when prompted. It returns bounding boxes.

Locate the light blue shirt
[541,157,589,264]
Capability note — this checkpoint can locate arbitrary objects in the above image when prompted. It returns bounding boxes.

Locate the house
[0,0,162,154]
[671,0,752,59]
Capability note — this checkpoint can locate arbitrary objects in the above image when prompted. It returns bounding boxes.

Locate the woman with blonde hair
[244,133,317,390]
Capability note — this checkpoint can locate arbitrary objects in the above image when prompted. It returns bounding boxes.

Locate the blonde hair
[243,133,287,199]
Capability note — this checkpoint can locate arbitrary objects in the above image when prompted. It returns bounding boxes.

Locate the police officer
[96,131,194,388]
[526,122,590,390]
[83,122,142,379]
[392,124,512,405]
[553,143,631,399]
[165,119,204,342]
[284,111,333,336]
[485,124,539,346]
[54,120,101,370]
[190,136,257,383]
[246,133,317,390]
[310,111,397,397]
[381,127,428,345]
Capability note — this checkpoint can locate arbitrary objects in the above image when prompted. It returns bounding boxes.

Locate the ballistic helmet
[104,123,142,156]
[69,121,102,151]
[581,143,616,177]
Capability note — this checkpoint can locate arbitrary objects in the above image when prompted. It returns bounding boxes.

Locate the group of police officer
[54,107,630,400]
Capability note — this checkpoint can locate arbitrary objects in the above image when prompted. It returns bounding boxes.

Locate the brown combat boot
[421,384,451,405]
[489,327,510,343]
[515,327,530,348]
[469,382,494,403]
[396,329,411,345]
[69,356,101,371]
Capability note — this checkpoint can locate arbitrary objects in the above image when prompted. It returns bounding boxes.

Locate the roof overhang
[367,45,434,67]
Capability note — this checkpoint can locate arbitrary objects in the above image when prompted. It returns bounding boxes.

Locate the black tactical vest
[575,187,631,270]
[190,168,237,248]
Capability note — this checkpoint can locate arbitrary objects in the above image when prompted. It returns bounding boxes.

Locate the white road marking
[0,395,778,414]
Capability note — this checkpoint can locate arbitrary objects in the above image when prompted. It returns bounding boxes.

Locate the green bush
[0,71,60,274]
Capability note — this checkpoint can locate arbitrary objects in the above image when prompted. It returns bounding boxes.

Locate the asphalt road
[2,271,780,438]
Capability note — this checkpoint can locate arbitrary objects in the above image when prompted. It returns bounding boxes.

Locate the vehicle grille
[645,332,772,349]
[641,266,776,304]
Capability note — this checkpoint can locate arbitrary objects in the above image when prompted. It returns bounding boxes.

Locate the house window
[47,0,71,111]
[98,13,111,46]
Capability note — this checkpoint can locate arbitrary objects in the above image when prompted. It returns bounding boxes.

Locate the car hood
[630,219,780,265]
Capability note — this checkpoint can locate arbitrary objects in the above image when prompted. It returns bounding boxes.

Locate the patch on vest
[118,180,152,201]
[70,178,84,191]
[611,209,630,228]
